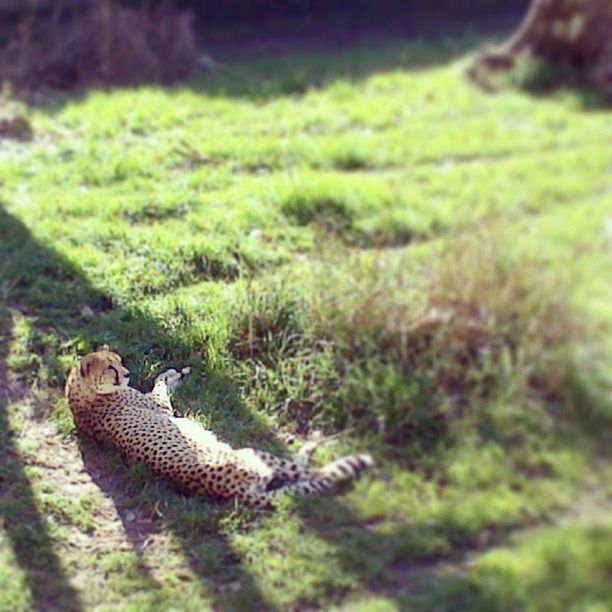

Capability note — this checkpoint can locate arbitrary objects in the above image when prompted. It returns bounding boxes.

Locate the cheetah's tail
[318,453,373,481]
[237,454,374,508]
[296,453,374,495]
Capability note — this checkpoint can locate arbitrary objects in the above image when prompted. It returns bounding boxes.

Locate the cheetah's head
[76,345,131,394]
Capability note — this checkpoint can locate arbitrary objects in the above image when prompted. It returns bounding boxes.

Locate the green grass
[0,32,611,611]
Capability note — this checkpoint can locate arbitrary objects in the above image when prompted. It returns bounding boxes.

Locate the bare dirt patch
[0,367,180,601]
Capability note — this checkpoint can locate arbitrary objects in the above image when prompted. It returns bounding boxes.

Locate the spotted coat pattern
[65,347,373,508]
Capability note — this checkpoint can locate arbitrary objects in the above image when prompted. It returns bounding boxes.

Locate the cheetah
[65,346,373,508]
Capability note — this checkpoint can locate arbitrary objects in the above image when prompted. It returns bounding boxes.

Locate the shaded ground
[0,364,205,607]
[12,11,524,108]
[199,11,525,62]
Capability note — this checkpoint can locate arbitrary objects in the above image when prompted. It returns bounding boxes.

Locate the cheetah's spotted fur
[65,346,373,508]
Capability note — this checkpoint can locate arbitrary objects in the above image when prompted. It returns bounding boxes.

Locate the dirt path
[0,367,185,607]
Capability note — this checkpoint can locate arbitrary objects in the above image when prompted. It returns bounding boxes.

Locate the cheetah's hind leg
[279,434,331,468]
[149,366,192,414]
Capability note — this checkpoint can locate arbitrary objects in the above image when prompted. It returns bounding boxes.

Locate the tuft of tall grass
[308,230,578,403]
[229,280,307,363]
[230,227,588,446]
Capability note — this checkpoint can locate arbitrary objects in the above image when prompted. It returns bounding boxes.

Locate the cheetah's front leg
[149,367,191,415]
[280,434,320,468]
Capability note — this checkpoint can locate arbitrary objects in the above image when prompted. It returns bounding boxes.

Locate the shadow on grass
[21,22,512,115]
[0,337,83,610]
[187,31,485,102]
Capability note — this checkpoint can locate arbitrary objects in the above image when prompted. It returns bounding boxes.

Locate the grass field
[1,33,611,611]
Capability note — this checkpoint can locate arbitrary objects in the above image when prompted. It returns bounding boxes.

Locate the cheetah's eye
[108,365,120,386]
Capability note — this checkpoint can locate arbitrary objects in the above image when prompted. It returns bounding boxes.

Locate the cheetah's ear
[100,344,110,351]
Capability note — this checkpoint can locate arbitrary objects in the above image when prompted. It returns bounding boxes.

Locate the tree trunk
[470,0,612,96]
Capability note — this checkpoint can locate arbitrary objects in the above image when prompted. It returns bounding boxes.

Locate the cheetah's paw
[154,367,192,392]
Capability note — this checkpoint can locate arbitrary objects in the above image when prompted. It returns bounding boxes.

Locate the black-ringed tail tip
[319,453,374,481]
[271,454,375,500]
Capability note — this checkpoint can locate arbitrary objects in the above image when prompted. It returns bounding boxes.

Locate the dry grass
[307,229,579,403]
[0,2,198,91]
